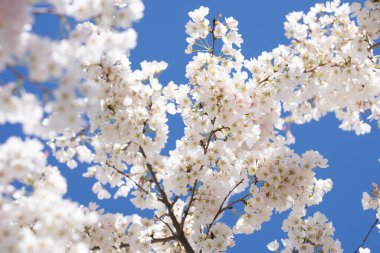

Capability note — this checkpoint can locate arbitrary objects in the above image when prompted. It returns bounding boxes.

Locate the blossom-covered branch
[0,0,379,252]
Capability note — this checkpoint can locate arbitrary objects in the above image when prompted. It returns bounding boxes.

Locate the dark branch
[220,193,250,213]
[354,218,379,253]
[139,146,195,253]
[181,180,199,228]
[304,63,327,73]
[154,215,178,239]
[6,65,52,96]
[152,235,176,244]
[369,42,380,51]
[211,18,217,56]
[106,161,149,195]
[172,195,180,207]
[206,178,246,234]
[91,243,129,251]
[203,117,217,154]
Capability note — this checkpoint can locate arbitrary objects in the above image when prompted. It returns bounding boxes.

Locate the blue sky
[3,0,380,252]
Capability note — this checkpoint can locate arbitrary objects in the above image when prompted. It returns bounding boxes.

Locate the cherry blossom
[0,0,379,252]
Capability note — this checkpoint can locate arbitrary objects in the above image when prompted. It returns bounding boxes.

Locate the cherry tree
[0,0,379,252]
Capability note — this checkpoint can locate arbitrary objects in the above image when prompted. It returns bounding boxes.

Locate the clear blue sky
[3,0,380,252]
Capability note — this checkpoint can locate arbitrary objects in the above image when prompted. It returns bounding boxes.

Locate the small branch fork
[134,113,218,252]
[206,178,249,234]
[106,161,149,195]
[6,65,52,96]
[181,180,199,229]
[354,218,379,253]
[202,126,229,154]
[139,146,195,253]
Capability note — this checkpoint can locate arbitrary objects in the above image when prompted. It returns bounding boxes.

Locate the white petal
[267,239,279,252]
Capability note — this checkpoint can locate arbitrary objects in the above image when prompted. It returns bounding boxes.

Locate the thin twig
[304,63,327,73]
[91,243,129,251]
[354,218,379,253]
[181,180,198,228]
[206,178,246,234]
[154,215,178,239]
[106,161,149,195]
[6,65,52,96]
[139,146,195,253]
[369,42,380,51]
[211,18,217,56]
[203,117,217,154]
[172,195,180,207]
[219,193,250,213]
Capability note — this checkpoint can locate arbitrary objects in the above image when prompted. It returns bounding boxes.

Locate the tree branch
[206,178,246,234]
[91,243,129,251]
[6,65,52,96]
[151,235,176,244]
[219,193,250,213]
[203,117,217,154]
[304,63,327,73]
[211,18,217,56]
[181,180,198,228]
[154,214,178,239]
[369,42,380,51]
[106,161,149,195]
[172,195,180,207]
[139,146,195,253]
[354,218,379,253]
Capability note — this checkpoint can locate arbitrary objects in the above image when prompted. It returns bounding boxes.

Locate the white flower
[362,192,378,210]
[359,248,371,253]
[267,240,279,252]
[225,17,238,30]
[214,22,227,38]
[188,6,209,22]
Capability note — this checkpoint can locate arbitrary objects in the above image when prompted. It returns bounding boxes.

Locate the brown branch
[6,65,52,96]
[181,180,199,228]
[257,75,271,85]
[219,193,250,213]
[354,218,379,253]
[154,214,178,239]
[304,63,327,73]
[369,42,380,51]
[211,18,217,56]
[203,117,217,154]
[91,243,129,251]
[151,235,176,244]
[172,195,180,207]
[206,178,246,234]
[139,146,195,253]
[106,161,149,195]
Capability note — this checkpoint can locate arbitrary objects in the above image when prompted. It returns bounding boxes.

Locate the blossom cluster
[280,0,379,135]
[0,0,379,252]
[0,0,143,136]
[0,137,98,253]
[362,183,380,232]
[268,210,342,253]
